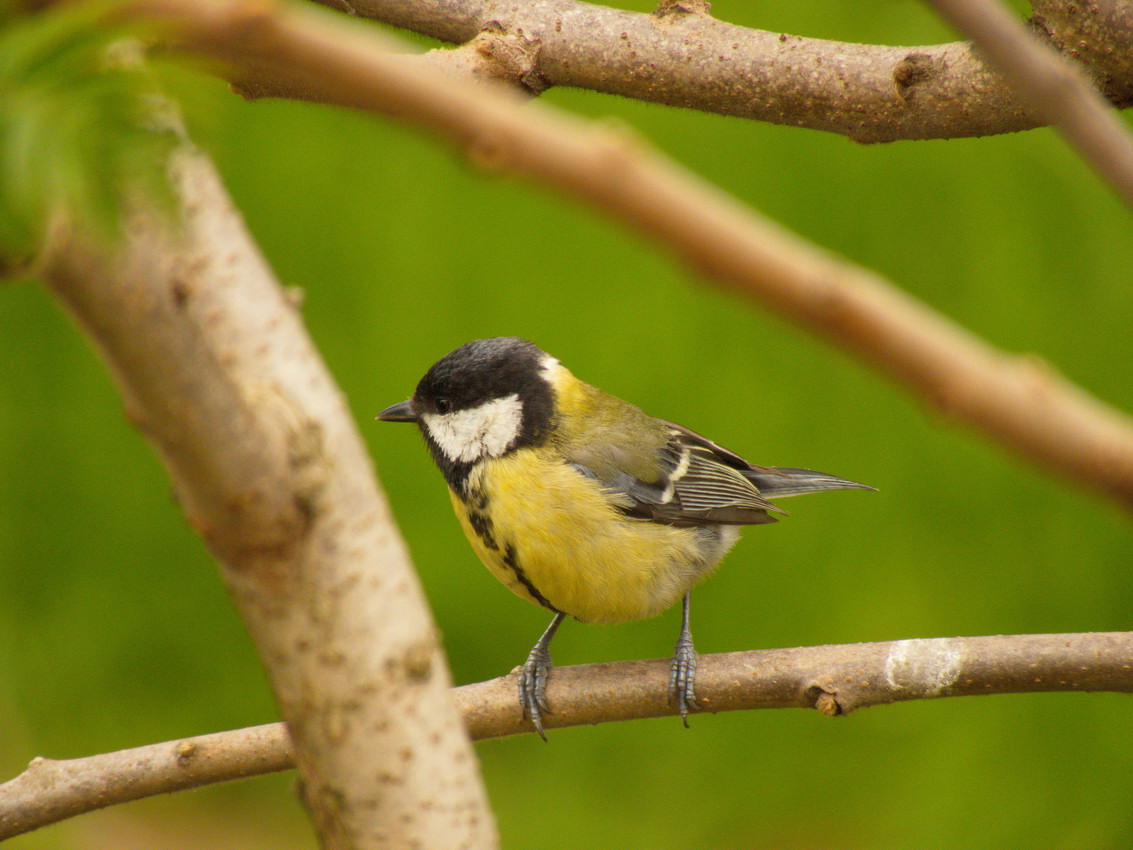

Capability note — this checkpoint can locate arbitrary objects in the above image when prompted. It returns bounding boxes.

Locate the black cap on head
[414,337,551,418]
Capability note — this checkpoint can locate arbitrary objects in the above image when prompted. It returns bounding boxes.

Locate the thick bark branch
[927,0,1133,211]
[127,0,1133,507]
[3,632,1130,839]
[36,147,495,848]
[1035,0,1133,104]
[309,0,1133,143]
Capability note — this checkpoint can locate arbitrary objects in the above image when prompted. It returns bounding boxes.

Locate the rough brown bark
[928,0,1133,210]
[3,632,1129,839]
[308,0,1133,143]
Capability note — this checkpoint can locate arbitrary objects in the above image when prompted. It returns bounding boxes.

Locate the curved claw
[669,632,700,727]
[670,592,700,727]
[518,611,565,741]
[518,643,553,741]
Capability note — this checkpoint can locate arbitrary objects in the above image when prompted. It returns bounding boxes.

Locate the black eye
[434,397,451,414]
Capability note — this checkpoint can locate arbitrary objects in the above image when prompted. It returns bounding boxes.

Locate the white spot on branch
[884,638,964,696]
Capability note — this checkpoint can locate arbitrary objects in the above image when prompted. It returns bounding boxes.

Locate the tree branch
[34,146,495,847]
[3,632,1130,839]
[307,0,1133,143]
[0,724,294,841]
[127,0,1133,507]
[926,0,1133,211]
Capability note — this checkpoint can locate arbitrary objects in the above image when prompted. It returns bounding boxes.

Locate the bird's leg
[518,611,566,741]
[669,592,700,726]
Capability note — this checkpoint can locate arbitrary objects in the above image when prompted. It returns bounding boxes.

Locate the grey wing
[571,420,873,527]
[572,428,783,528]
[657,419,874,498]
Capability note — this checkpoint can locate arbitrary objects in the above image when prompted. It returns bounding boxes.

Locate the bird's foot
[669,631,700,727]
[518,644,553,741]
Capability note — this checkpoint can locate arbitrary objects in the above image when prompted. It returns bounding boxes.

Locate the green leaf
[0,1,190,262]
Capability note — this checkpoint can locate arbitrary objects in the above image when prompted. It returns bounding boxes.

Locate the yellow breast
[450,450,735,624]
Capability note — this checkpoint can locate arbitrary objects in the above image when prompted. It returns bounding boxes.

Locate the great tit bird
[378,337,871,739]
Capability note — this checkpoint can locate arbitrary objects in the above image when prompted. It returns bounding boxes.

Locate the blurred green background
[2,0,1132,847]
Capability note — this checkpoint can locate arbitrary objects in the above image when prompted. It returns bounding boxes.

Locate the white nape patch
[421,394,523,464]
[883,638,964,696]
[539,355,564,385]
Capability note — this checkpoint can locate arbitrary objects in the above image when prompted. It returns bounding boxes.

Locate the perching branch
[3,632,1130,840]
[126,0,1133,507]
[35,146,495,848]
[307,0,1133,144]
[0,724,294,841]
[926,0,1133,211]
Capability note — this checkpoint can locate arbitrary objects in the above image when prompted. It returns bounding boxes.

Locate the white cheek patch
[422,394,524,464]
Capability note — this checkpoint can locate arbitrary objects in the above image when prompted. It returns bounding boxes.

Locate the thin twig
[0,725,293,841]
[926,0,1133,211]
[306,0,1133,143]
[3,632,1130,840]
[130,0,1133,507]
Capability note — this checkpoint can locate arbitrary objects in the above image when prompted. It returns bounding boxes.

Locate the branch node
[465,25,548,95]
[589,122,646,172]
[1015,352,1056,394]
[653,0,713,19]
[893,53,940,100]
[806,685,844,716]
[175,740,198,767]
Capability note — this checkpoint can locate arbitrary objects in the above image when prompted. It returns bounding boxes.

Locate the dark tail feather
[744,467,875,498]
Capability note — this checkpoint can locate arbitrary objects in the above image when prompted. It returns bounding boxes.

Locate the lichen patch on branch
[883,638,965,696]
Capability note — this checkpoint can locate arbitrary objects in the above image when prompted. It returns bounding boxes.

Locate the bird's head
[378,337,560,485]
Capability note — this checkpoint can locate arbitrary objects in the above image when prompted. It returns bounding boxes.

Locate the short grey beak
[376,400,417,422]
